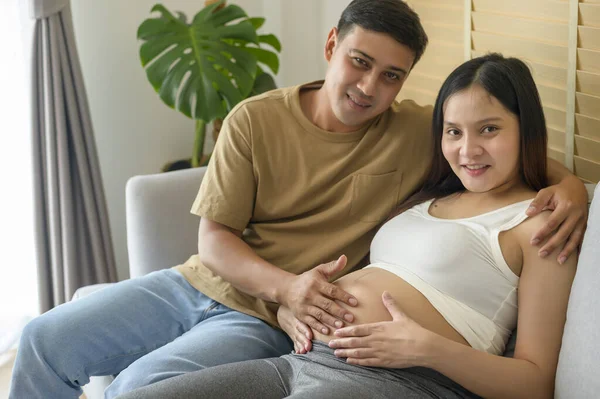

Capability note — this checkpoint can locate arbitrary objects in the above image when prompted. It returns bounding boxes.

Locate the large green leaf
[258,34,281,52]
[251,72,277,96]
[245,47,279,74]
[247,17,265,30]
[137,2,261,121]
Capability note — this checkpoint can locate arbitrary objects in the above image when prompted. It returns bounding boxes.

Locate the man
[10,1,587,398]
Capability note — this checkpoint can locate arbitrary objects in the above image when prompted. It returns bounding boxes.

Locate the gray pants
[117,341,481,399]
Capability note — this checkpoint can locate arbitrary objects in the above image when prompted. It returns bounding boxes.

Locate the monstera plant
[137,0,281,169]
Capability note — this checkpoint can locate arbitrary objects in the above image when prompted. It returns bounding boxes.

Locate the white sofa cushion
[555,184,600,398]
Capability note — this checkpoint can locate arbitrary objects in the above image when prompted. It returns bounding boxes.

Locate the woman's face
[441,85,522,193]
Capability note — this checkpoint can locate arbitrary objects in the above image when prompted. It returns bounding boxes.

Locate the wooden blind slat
[578,48,600,73]
[538,84,568,110]
[405,72,444,93]
[529,62,569,89]
[398,87,437,107]
[576,92,600,115]
[579,26,600,50]
[545,106,567,131]
[422,22,463,43]
[549,129,600,163]
[548,128,567,150]
[574,155,600,182]
[472,11,568,45]
[412,4,463,24]
[472,31,568,67]
[412,55,460,78]
[472,51,569,88]
[473,0,568,22]
[580,3,600,28]
[575,135,600,162]
[549,148,567,163]
[576,113,600,140]
[407,0,464,6]
[425,41,465,64]
[577,70,600,96]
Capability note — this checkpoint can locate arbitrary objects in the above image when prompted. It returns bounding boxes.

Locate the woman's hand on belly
[328,291,439,369]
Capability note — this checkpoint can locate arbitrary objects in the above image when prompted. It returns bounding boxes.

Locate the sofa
[73,167,207,399]
[73,167,598,399]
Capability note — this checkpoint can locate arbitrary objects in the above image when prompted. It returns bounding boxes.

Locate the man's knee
[19,316,45,351]
[15,312,90,385]
[19,313,68,358]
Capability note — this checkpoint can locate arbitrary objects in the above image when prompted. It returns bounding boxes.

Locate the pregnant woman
[118,53,577,399]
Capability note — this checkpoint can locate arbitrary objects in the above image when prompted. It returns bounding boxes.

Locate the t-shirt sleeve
[418,104,434,170]
[190,104,256,231]
[395,101,435,204]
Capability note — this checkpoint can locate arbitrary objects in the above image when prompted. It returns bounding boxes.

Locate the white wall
[71,0,350,280]
[0,0,39,329]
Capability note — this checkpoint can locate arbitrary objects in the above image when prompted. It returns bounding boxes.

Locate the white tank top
[366,198,533,354]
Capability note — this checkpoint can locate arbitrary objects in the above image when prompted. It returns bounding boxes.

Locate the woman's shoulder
[511,208,553,246]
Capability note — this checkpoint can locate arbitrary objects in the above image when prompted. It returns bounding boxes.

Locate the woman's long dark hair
[392,53,549,217]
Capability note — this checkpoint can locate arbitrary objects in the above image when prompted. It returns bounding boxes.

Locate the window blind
[399,0,465,106]
[399,0,600,183]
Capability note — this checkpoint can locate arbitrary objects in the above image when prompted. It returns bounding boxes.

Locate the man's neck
[299,86,364,133]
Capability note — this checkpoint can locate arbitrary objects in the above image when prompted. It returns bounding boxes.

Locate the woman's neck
[431,178,535,219]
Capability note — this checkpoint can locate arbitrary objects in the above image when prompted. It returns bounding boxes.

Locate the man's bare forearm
[197,219,359,332]
[197,220,293,304]
[547,157,575,185]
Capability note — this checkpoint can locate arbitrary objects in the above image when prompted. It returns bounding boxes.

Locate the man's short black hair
[337,0,428,67]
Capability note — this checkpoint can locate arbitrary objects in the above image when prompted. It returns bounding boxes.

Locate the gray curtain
[30,0,117,312]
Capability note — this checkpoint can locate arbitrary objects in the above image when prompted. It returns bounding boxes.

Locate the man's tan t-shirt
[175,81,433,327]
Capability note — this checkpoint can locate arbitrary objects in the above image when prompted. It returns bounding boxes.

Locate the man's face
[322,26,415,132]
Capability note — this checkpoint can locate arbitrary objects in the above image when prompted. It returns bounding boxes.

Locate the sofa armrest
[586,183,595,204]
[555,183,600,397]
[125,167,207,278]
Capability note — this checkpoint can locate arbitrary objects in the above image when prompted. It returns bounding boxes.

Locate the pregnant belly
[312,268,470,347]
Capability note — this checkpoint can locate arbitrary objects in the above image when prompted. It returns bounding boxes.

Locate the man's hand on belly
[277,305,312,354]
[275,255,359,335]
[327,291,438,368]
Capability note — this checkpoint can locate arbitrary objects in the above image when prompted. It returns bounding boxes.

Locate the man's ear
[324,27,338,62]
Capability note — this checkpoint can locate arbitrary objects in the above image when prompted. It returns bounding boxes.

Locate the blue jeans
[9,269,293,399]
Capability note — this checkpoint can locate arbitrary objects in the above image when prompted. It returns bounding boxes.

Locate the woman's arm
[424,212,577,399]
